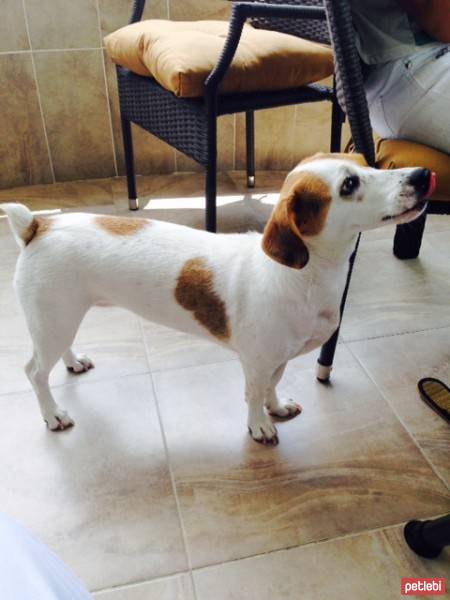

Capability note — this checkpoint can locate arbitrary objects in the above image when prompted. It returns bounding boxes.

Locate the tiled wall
[0,0,344,190]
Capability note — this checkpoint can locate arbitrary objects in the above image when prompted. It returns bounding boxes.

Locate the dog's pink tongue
[426,171,437,197]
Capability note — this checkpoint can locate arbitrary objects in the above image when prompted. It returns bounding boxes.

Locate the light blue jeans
[0,512,91,600]
[364,43,450,154]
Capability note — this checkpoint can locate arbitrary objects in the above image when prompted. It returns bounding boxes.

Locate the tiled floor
[0,173,449,599]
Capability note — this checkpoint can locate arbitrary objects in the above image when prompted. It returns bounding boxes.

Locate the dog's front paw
[267,398,302,419]
[66,354,94,374]
[45,409,75,432]
[248,419,279,445]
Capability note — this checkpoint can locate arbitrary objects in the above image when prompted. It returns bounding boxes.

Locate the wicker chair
[116,0,344,231]
[316,0,450,381]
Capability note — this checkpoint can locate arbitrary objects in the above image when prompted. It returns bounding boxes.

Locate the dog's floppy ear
[262,172,331,269]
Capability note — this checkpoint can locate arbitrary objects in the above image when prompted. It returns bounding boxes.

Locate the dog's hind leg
[265,363,302,419]
[62,349,94,374]
[22,300,89,431]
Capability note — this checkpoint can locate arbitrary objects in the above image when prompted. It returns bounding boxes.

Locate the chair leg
[246,110,255,188]
[120,116,138,211]
[205,114,218,233]
[330,95,345,153]
[393,212,427,259]
[317,233,361,383]
[404,513,450,559]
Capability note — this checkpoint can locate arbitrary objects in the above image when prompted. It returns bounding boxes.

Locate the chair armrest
[129,0,146,24]
[204,2,327,94]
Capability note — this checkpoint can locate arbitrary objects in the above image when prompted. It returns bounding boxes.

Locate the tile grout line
[190,511,450,576]
[0,47,106,55]
[94,0,119,177]
[91,569,192,596]
[343,322,450,344]
[0,49,32,56]
[0,364,153,399]
[138,319,198,600]
[346,343,450,493]
[20,0,56,184]
[92,509,450,595]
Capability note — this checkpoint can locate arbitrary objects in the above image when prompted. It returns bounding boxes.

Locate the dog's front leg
[265,363,302,419]
[242,364,279,445]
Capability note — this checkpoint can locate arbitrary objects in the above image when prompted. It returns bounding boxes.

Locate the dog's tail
[1,203,38,249]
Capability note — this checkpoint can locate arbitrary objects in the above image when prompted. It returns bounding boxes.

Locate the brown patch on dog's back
[23,217,51,246]
[301,152,368,168]
[175,257,230,341]
[96,215,150,236]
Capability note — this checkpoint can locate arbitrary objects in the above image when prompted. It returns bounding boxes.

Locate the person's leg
[365,44,450,154]
[0,512,91,599]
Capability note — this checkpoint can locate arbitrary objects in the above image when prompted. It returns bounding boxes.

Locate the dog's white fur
[2,155,429,444]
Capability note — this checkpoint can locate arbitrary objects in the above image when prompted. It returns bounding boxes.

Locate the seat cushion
[104,20,334,98]
[375,138,450,201]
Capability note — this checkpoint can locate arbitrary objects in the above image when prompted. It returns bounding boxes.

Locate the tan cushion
[104,20,334,97]
[374,138,450,201]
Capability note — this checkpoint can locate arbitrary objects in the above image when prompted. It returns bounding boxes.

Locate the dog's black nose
[408,168,431,195]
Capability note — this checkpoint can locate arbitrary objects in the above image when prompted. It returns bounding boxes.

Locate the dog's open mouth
[382,199,428,222]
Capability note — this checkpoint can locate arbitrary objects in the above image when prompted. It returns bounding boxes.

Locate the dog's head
[262,153,435,269]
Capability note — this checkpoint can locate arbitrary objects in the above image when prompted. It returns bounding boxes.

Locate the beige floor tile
[112,172,240,206]
[341,233,450,342]
[142,322,236,372]
[0,283,149,395]
[194,524,450,600]
[114,192,260,234]
[348,327,450,486]
[360,214,450,243]
[0,375,187,591]
[0,178,115,210]
[152,356,450,568]
[94,574,194,599]
[0,339,149,395]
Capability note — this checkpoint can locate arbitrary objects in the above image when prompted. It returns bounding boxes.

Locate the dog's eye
[340,175,360,196]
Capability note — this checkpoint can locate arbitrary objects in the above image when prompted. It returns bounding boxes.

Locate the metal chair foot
[247,175,255,188]
[316,362,332,383]
[128,198,139,211]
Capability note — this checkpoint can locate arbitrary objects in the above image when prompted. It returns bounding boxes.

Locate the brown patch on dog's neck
[175,257,230,341]
[22,217,51,246]
[96,215,151,236]
[300,152,368,168]
[262,172,331,269]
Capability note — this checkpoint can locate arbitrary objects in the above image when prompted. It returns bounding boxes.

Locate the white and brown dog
[2,154,435,444]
